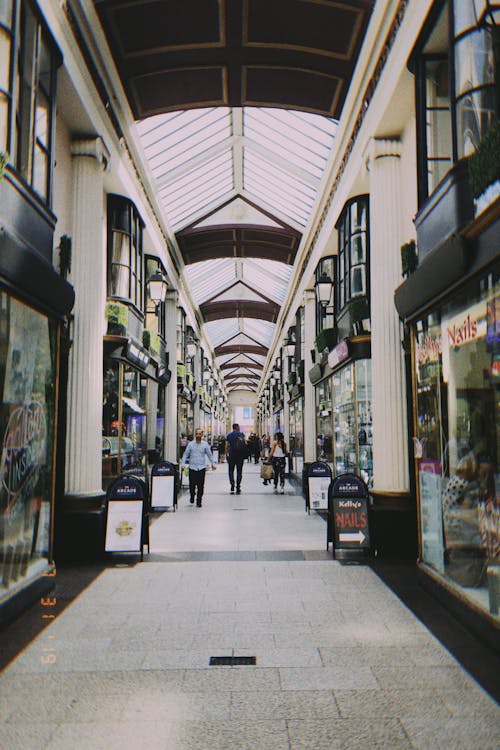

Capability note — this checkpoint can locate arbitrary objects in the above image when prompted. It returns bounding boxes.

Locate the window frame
[2,0,60,205]
[335,195,370,314]
[107,194,145,312]
[414,0,499,205]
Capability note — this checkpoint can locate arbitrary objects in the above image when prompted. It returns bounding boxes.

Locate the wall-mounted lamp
[203,369,210,382]
[315,272,334,306]
[186,338,197,358]
[148,270,168,303]
[284,336,295,357]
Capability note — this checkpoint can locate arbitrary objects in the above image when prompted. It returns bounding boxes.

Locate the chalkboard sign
[331,473,370,552]
[307,461,332,511]
[105,476,147,553]
[151,461,177,511]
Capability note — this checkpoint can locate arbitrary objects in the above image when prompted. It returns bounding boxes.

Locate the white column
[65,138,109,497]
[303,289,317,463]
[164,290,179,460]
[369,138,409,492]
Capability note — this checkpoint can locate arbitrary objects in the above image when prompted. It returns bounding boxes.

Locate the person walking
[181,428,216,507]
[225,423,246,494]
[269,431,287,494]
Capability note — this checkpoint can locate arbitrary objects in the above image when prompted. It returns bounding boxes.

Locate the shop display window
[332,359,372,487]
[316,378,333,463]
[178,398,194,459]
[415,269,500,618]
[289,398,304,477]
[102,359,164,487]
[0,292,57,596]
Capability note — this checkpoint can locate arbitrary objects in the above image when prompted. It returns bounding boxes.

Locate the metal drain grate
[209,656,256,666]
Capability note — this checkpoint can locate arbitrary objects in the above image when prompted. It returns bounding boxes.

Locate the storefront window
[289,398,304,476]
[356,359,373,487]
[415,268,500,618]
[102,359,164,487]
[316,379,333,463]
[332,359,373,487]
[0,292,57,597]
[178,398,193,459]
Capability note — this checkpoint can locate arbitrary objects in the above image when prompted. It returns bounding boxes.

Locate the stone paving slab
[1,467,499,749]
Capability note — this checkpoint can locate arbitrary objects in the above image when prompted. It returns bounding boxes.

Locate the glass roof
[135,107,337,392]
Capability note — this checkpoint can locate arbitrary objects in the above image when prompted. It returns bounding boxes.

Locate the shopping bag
[260,462,273,480]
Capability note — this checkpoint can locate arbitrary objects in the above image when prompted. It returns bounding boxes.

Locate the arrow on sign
[339,531,366,544]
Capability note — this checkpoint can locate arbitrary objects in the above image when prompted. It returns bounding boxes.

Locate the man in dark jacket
[225,423,246,494]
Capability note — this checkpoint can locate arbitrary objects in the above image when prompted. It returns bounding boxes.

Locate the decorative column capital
[303,288,316,304]
[71,136,110,171]
[369,137,402,163]
[165,289,179,305]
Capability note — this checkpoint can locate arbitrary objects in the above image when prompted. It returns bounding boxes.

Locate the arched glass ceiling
[187,258,292,306]
[135,107,337,392]
[136,107,337,233]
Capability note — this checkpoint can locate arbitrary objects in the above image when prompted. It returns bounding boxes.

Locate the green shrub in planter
[106,301,128,336]
[315,327,337,353]
[400,240,417,277]
[142,330,151,349]
[287,371,297,386]
[468,122,500,199]
[348,296,370,323]
[0,151,8,181]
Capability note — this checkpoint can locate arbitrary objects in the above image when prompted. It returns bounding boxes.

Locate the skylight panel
[243,319,276,346]
[244,111,326,179]
[244,149,317,202]
[205,319,240,347]
[245,109,331,173]
[244,259,291,303]
[187,259,237,304]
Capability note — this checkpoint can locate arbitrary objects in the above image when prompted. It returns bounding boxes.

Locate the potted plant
[468,122,500,214]
[348,296,370,335]
[400,240,417,278]
[315,327,336,353]
[287,371,297,387]
[0,151,8,181]
[106,301,128,336]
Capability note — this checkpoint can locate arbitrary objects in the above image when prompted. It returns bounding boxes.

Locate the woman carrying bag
[269,431,287,494]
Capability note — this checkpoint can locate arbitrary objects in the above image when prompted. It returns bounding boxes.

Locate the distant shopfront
[413,264,499,624]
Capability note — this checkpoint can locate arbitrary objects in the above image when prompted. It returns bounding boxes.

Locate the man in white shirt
[181,428,216,507]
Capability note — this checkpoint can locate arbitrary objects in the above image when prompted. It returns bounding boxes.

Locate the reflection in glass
[0,294,57,596]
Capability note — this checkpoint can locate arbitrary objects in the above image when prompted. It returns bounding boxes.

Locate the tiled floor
[1,464,499,749]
